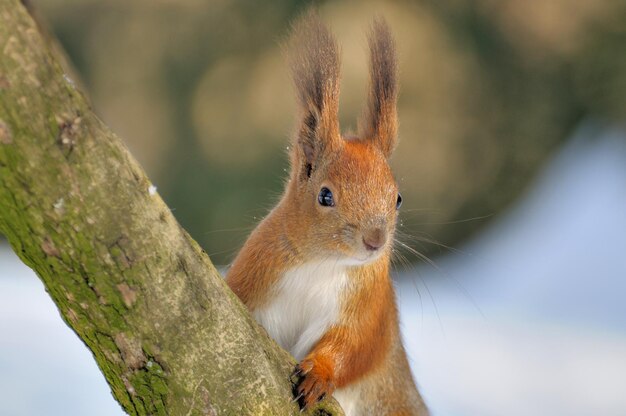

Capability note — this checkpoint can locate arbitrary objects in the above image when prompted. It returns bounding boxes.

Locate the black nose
[363,228,386,251]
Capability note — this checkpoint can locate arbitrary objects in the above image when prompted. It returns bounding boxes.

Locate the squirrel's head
[284,13,400,266]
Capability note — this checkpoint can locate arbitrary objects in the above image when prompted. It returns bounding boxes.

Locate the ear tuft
[288,10,341,168]
[358,17,398,158]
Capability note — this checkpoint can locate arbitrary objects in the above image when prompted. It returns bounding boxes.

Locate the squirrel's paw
[292,357,336,410]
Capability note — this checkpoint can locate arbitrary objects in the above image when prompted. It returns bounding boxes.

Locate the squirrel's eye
[318,187,335,207]
[396,193,402,210]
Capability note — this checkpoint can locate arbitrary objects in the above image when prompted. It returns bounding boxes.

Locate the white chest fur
[253,261,349,361]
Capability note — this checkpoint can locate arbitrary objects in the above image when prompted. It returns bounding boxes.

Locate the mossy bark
[0,1,342,415]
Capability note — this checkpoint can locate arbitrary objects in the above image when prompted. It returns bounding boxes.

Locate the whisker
[392,249,424,331]
[399,213,493,227]
[393,240,445,334]
[203,225,255,235]
[416,268,445,337]
[206,246,242,261]
[396,208,443,214]
[396,230,465,256]
[394,236,486,321]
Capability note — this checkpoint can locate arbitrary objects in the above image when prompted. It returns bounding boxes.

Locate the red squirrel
[227,13,429,415]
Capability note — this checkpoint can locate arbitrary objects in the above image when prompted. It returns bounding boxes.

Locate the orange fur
[297,263,392,389]
[226,12,428,415]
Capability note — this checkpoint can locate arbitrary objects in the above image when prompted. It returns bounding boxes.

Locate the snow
[0,250,125,416]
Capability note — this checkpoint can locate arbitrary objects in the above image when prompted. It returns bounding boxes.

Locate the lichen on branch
[0,1,342,415]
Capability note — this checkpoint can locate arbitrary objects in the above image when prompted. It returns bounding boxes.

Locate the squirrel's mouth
[326,234,388,266]
[339,247,385,266]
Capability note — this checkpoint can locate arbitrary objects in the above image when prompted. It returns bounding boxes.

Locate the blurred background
[1,0,625,415]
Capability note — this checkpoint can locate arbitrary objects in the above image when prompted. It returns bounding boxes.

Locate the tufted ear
[288,11,342,177]
[358,17,398,158]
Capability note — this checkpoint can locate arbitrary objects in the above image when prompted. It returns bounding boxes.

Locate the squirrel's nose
[363,228,386,251]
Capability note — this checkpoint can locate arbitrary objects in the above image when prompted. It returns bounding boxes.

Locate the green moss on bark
[0,1,343,415]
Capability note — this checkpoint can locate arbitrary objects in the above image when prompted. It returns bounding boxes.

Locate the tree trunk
[0,1,342,415]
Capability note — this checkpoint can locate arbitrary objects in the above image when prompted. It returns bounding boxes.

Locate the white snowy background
[1,122,625,415]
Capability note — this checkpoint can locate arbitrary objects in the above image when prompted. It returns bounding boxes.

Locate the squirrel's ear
[288,11,342,171]
[358,17,398,158]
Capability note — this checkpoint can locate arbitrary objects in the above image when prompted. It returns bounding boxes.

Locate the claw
[292,358,335,411]
[292,391,304,403]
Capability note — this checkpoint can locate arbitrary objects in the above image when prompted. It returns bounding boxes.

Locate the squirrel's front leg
[293,353,336,409]
[292,321,390,410]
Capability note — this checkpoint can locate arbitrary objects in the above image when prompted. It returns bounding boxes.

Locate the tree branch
[0,1,342,414]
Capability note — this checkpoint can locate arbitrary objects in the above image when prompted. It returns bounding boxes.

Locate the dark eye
[396,193,402,210]
[318,187,335,207]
